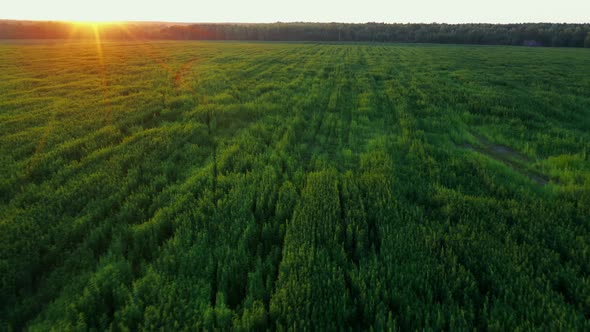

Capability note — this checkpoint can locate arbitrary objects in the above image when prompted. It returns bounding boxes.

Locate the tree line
[2,20,590,47]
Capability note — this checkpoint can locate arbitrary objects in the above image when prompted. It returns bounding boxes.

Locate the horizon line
[2,18,590,25]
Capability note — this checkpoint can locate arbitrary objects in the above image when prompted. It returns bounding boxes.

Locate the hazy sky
[3,0,589,23]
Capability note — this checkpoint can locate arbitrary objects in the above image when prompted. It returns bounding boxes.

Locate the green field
[1,41,589,330]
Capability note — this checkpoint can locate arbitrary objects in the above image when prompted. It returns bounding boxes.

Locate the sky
[2,0,589,24]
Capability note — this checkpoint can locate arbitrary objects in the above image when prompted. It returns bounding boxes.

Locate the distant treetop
[1,21,589,47]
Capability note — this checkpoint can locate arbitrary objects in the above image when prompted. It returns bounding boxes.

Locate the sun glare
[68,20,123,27]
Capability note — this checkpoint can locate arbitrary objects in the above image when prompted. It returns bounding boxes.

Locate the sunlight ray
[117,23,175,76]
[92,24,112,123]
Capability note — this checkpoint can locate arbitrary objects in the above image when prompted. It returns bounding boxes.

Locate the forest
[0,41,589,330]
[1,20,590,47]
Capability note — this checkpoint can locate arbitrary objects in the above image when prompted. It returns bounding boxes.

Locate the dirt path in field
[461,135,549,185]
[174,57,199,90]
[474,135,529,162]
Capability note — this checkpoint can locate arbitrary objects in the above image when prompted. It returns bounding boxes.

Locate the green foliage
[2,21,590,47]
[0,41,589,330]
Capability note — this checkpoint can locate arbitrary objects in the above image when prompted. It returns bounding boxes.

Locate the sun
[65,20,129,41]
